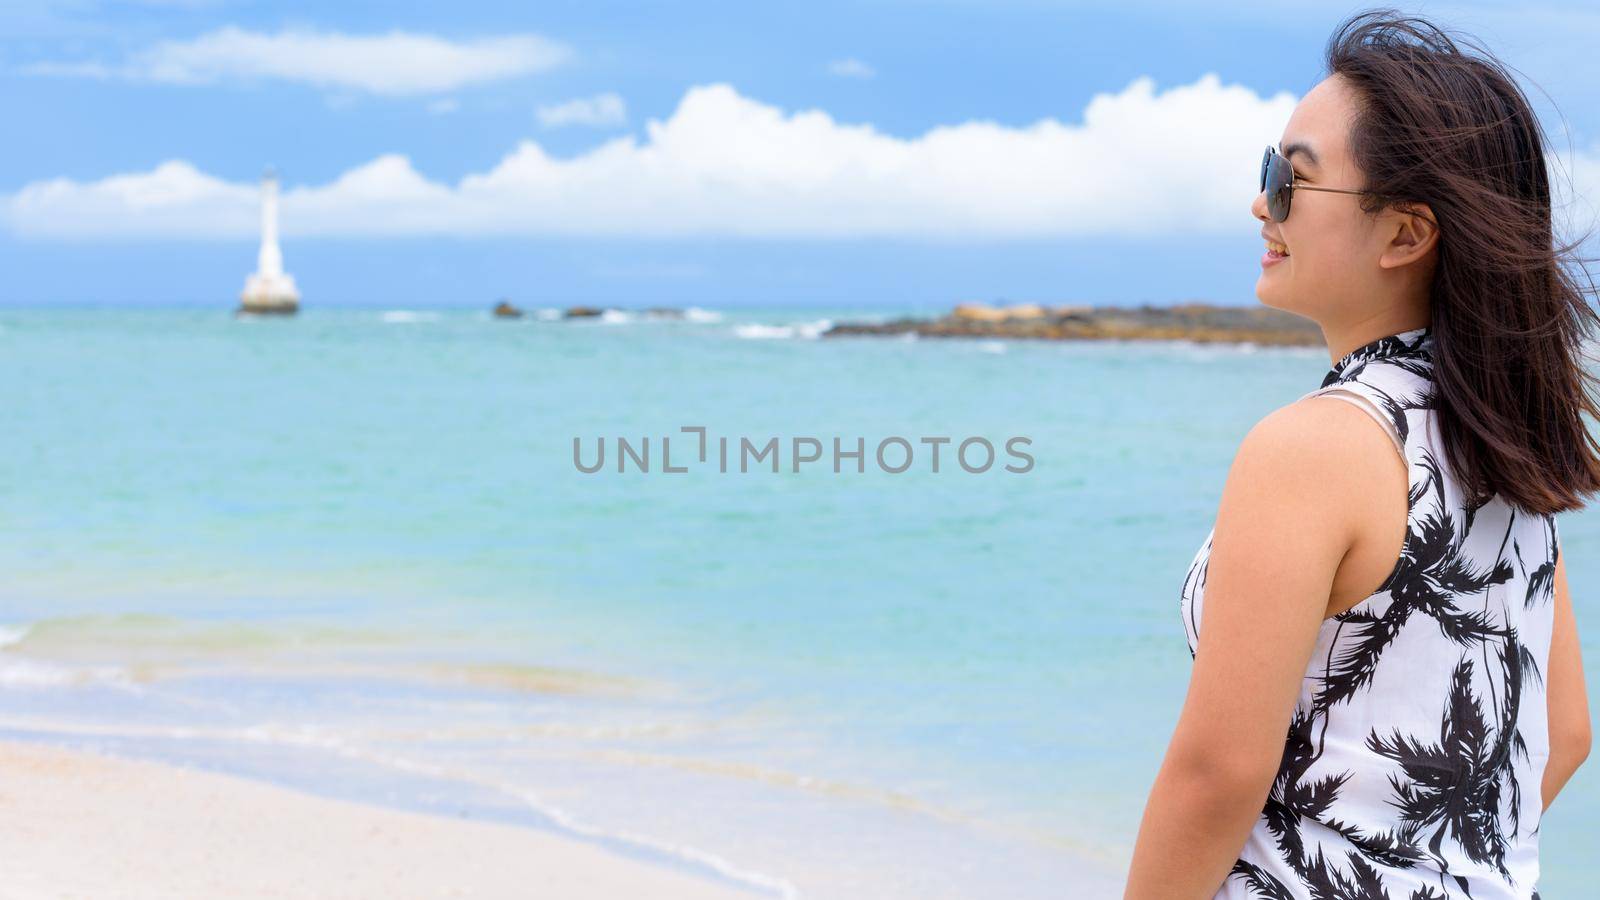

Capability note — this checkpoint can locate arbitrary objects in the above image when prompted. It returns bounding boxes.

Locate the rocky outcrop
[492,300,524,318]
[951,302,1064,322]
[823,302,1323,346]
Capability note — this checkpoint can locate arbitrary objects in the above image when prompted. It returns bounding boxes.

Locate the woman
[1125,10,1598,899]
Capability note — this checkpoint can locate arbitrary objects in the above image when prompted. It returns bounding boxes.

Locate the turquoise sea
[1,305,1595,898]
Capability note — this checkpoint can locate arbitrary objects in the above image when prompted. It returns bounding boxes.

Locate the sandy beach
[0,738,760,899]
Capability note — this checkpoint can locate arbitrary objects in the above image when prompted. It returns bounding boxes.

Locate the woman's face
[1253,74,1388,319]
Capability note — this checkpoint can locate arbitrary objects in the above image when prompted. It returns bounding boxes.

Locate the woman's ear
[1379,201,1439,270]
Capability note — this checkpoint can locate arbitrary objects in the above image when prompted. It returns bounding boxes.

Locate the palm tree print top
[1179,325,1560,899]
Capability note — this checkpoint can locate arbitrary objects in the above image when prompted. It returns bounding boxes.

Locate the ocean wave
[536,307,723,325]
[0,619,142,689]
[379,310,441,324]
[0,656,141,690]
[732,319,833,340]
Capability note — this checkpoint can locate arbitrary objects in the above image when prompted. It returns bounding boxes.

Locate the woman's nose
[1251,190,1271,223]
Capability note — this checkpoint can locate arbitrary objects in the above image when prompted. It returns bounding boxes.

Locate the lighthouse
[237,167,300,316]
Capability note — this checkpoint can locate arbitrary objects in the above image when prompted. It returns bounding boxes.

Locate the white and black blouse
[1179,325,1559,899]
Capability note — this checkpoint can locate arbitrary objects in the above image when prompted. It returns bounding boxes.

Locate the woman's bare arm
[1124,398,1393,899]
[1542,546,1591,813]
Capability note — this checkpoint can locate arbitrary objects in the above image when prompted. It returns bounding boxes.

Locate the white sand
[0,739,761,899]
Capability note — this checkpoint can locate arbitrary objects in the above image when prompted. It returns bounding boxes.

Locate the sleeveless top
[1178,325,1560,900]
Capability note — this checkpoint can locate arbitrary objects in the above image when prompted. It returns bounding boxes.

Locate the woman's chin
[1254,280,1292,313]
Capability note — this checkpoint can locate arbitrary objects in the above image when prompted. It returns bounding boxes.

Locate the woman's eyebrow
[1280,141,1320,168]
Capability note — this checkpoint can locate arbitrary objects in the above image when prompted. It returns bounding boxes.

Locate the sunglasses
[1259,145,1369,222]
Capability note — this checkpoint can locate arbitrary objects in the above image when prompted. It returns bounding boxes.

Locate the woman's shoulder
[1216,396,1409,544]
[1242,392,1403,464]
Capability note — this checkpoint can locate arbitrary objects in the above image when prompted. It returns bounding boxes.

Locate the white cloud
[536,92,627,128]
[4,159,259,236]
[16,74,1589,241]
[827,58,875,80]
[20,26,573,95]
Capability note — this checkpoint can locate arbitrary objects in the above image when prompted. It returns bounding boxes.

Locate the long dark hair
[1324,8,1600,515]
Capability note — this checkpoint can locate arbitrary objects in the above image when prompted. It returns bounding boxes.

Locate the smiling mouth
[1265,240,1290,257]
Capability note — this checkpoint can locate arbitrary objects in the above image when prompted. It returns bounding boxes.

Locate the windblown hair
[1324,8,1600,515]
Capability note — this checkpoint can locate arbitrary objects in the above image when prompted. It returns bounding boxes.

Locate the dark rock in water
[642,306,684,318]
[492,300,524,318]
[234,304,297,318]
[564,306,607,318]
[823,301,1323,347]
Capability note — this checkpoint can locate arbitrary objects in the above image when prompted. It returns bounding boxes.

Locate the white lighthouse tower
[237,167,300,316]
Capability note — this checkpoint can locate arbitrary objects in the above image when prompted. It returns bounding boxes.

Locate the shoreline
[0,737,766,900]
[0,605,1131,900]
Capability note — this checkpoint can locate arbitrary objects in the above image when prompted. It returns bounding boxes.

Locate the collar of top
[1320,325,1434,389]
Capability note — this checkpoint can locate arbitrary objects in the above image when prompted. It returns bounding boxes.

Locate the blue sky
[3,0,1597,308]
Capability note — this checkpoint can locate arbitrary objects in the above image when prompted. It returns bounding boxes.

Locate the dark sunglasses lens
[1265,152,1292,222]
[1259,147,1271,193]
